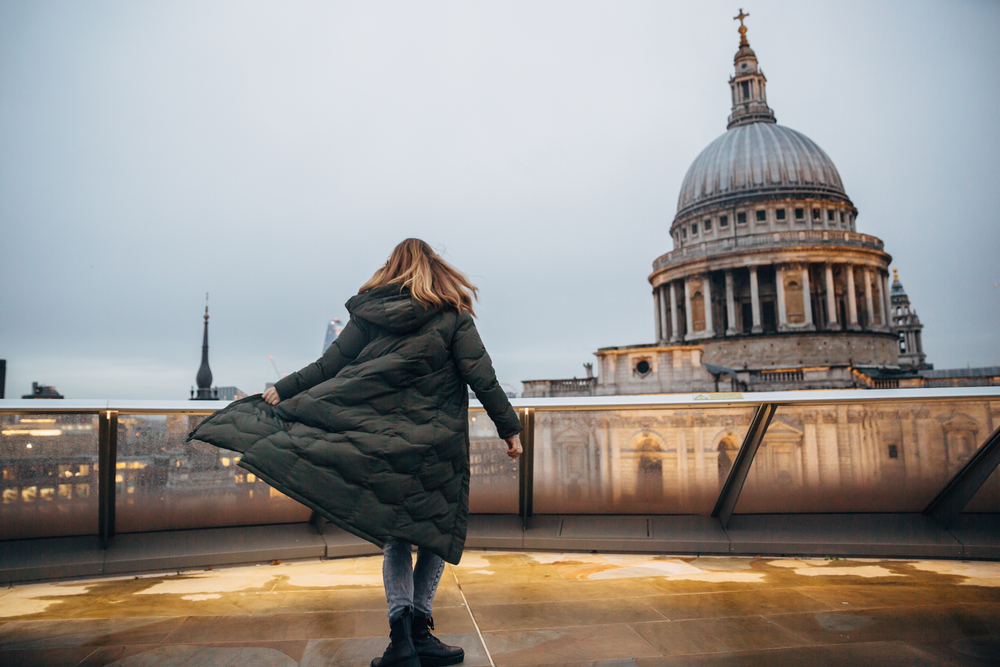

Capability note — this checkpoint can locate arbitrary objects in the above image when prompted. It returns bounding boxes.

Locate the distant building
[891,270,931,371]
[21,382,64,399]
[323,318,346,353]
[214,387,247,401]
[191,295,217,400]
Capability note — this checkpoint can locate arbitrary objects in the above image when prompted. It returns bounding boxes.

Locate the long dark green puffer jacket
[188,284,521,564]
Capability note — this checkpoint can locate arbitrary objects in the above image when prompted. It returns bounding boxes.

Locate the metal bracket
[518,408,534,521]
[712,403,776,529]
[925,424,1000,528]
[98,410,118,549]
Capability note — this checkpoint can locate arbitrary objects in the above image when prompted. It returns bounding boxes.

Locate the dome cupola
[728,10,775,129]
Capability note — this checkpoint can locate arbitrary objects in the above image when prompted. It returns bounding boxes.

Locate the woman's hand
[262,386,281,406]
[504,434,523,459]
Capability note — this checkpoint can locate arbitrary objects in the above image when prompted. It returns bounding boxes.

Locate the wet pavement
[1,551,999,666]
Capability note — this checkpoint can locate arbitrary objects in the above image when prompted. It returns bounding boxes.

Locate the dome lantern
[727,10,776,130]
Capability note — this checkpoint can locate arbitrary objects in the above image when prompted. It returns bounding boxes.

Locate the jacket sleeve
[451,312,522,439]
[274,318,371,401]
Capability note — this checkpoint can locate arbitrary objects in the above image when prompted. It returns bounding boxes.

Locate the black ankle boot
[371,608,420,667]
[412,613,465,666]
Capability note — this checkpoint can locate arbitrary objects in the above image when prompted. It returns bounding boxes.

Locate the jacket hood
[346,284,439,333]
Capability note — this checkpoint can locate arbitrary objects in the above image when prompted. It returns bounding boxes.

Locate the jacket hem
[236,460,388,553]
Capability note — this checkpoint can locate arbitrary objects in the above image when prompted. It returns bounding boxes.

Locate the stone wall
[702,330,899,369]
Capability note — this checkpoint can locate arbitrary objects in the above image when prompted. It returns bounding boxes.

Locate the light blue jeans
[382,538,447,622]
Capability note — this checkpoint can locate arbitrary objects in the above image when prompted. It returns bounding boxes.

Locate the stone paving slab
[0,551,998,666]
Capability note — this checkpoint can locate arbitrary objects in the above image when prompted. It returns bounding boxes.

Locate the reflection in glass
[735,400,1000,514]
[0,413,99,539]
[116,414,310,532]
[533,407,756,514]
[468,410,518,513]
[964,464,1000,513]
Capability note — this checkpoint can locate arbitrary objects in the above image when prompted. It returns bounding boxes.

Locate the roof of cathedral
[675,13,849,217]
[676,122,847,215]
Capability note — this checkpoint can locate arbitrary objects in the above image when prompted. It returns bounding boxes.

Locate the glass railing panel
[963,466,1000,513]
[734,399,1000,514]
[533,406,757,514]
[468,410,518,513]
[1,413,99,540]
[116,414,311,532]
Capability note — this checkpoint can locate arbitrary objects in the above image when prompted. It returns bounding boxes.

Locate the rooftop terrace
[2,388,999,665]
[2,551,999,666]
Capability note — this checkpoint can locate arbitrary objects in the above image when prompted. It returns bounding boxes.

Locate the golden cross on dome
[734,8,750,45]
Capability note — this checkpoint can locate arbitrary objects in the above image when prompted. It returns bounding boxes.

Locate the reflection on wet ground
[1,551,999,666]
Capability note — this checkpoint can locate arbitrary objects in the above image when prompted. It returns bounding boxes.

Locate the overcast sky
[1,0,998,400]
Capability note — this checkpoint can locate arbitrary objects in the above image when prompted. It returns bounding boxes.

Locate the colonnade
[653,261,892,343]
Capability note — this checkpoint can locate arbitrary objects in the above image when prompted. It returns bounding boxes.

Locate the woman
[189,238,522,667]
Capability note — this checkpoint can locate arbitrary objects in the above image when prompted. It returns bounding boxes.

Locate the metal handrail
[2,386,997,413]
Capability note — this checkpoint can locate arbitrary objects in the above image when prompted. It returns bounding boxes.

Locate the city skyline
[1,1,998,399]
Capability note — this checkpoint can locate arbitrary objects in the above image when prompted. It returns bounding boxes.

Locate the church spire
[890,270,931,371]
[727,9,776,129]
[193,293,216,400]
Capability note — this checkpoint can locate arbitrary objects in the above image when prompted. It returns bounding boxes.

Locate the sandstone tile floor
[1,552,999,666]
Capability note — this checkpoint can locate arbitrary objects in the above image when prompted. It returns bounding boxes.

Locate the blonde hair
[359,239,478,316]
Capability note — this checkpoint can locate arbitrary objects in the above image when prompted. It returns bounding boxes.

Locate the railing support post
[925,425,1000,528]
[98,410,118,549]
[712,403,776,529]
[518,408,534,521]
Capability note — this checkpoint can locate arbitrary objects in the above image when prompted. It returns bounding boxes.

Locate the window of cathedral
[756,210,767,222]
[737,212,747,224]
[682,227,687,239]
[776,208,786,221]
[691,223,698,236]
[634,359,652,376]
[812,208,821,221]
[795,208,805,221]
[741,80,750,98]
[827,209,835,221]
[719,215,729,228]
[704,218,712,232]
[888,445,899,459]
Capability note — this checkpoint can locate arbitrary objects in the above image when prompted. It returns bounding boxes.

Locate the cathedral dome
[676,122,847,216]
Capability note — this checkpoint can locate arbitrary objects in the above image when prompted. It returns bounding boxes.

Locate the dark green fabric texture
[187,284,521,565]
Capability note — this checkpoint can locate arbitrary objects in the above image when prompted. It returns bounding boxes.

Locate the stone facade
[531,399,1000,514]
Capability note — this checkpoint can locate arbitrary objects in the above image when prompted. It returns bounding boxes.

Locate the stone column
[725,270,737,335]
[703,274,714,336]
[658,286,670,342]
[653,288,662,343]
[775,265,788,330]
[880,272,891,330]
[684,277,694,339]
[749,266,762,333]
[669,282,680,342]
[801,264,815,330]
[825,263,840,330]
[863,267,875,330]
[845,265,860,330]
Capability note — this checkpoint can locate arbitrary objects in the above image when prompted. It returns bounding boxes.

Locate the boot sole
[372,658,421,667]
[419,653,465,667]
